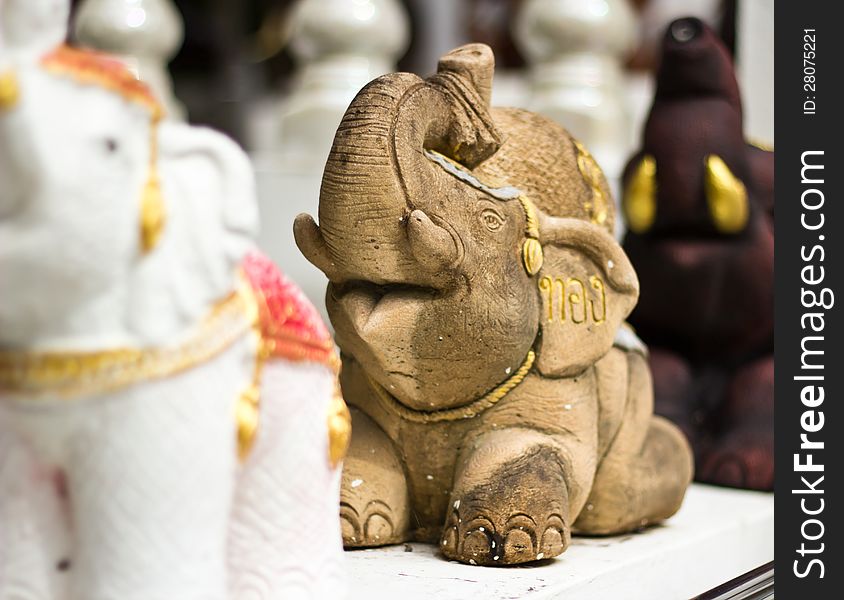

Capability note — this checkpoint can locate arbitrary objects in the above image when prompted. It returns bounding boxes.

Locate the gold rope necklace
[0,287,256,400]
[367,349,535,423]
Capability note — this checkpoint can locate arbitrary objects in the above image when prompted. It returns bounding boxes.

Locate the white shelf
[345,484,773,600]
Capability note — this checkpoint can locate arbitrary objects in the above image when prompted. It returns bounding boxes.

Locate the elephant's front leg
[441,428,571,566]
[64,353,243,600]
[340,408,410,548]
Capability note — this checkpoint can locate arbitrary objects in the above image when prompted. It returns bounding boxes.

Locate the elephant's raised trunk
[295,44,502,285]
[303,72,420,284]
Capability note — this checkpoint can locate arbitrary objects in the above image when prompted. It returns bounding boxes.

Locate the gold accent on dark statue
[705,154,749,234]
[624,155,657,234]
[748,138,774,152]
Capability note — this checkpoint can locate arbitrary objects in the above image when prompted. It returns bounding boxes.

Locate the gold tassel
[705,155,749,234]
[140,173,166,252]
[140,114,165,253]
[236,383,260,460]
[0,70,20,111]
[236,306,270,461]
[326,381,352,469]
[623,155,658,234]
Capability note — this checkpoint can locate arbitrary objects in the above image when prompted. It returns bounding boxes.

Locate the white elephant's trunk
[0,0,70,59]
[0,0,73,214]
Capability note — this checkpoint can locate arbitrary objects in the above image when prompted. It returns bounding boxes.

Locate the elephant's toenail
[364,514,394,541]
[540,527,564,557]
[503,529,534,562]
[441,526,458,554]
[340,515,359,544]
[709,455,747,488]
[463,529,492,561]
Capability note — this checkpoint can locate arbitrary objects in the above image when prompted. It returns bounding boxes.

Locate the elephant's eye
[481,208,504,231]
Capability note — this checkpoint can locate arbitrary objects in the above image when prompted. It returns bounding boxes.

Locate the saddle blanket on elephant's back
[241,252,337,370]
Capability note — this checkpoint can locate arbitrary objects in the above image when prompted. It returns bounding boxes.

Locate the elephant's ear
[533,215,639,378]
[128,122,258,343]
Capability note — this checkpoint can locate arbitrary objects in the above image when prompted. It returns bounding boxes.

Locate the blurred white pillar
[276,0,409,171]
[514,0,637,236]
[403,0,469,76]
[253,0,408,322]
[73,0,185,119]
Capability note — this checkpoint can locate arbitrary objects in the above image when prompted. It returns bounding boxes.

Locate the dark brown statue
[622,18,774,491]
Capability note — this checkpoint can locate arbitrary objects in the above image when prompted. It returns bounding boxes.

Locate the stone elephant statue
[0,2,349,598]
[295,44,693,566]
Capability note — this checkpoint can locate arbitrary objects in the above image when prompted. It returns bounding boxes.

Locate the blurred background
[67,0,774,316]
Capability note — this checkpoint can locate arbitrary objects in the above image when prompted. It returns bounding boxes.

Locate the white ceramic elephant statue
[0,1,349,598]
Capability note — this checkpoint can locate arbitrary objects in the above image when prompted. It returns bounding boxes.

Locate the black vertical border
[775,0,842,596]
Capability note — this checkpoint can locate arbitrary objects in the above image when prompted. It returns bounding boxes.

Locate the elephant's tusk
[293,213,340,281]
[406,209,463,273]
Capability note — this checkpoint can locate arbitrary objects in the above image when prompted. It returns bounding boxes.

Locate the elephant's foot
[341,409,410,547]
[575,416,693,535]
[697,432,773,490]
[440,429,570,566]
[697,357,773,490]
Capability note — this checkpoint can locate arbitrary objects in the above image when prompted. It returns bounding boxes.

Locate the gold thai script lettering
[539,275,607,325]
